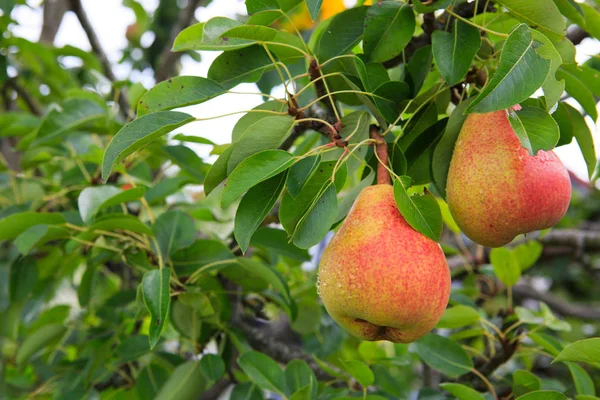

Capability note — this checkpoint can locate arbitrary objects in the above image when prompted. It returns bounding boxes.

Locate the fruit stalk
[370,125,390,185]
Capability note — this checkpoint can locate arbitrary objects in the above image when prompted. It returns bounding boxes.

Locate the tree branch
[40,0,68,44]
[68,0,130,118]
[154,0,207,82]
[513,284,600,320]
[3,78,43,116]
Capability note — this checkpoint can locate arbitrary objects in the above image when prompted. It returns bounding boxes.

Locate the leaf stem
[445,8,509,38]
[471,368,498,399]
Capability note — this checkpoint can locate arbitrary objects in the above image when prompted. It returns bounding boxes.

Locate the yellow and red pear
[318,184,451,343]
[446,109,572,248]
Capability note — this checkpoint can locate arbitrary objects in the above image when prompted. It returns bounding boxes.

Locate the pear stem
[370,125,390,185]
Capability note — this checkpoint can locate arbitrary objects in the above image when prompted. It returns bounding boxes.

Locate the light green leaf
[556,67,598,121]
[152,211,196,260]
[77,186,122,224]
[554,103,596,178]
[567,362,596,396]
[292,183,338,249]
[530,30,564,112]
[342,360,374,387]
[14,224,49,255]
[305,0,322,21]
[516,391,567,400]
[173,17,252,52]
[0,212,66,241]
[554,338,600,365]
[16,324,66,365]
[102,111,195,182]
[285,360,318,399]
[513,241,543,270]
[200,354,226,381]
[490,247,521,287]
[513,369,541,397]
[437,305,480,329]
[155,361,207,400]
[232,101,288,142]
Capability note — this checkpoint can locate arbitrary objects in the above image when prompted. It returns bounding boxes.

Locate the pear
[318,184,451,343]
[446,110,571,247]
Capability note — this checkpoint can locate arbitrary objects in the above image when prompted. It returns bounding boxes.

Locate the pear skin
[318,184,451,343]
[446,110,572,247]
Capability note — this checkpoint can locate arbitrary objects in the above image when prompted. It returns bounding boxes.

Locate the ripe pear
[318,184,451,343]
[446,110,571,248]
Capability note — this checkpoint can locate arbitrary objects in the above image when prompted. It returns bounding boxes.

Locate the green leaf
[155,361,207,400]
[16,324,66,365]
[250,227,310,261]
[116,335,152,363]
[406,46,433,96]
[341,360,374,387]
[163,145,206,182]
[172,239,232,276]
[440,383,485,400]
[373,81,410,124]
[207,45,273,89]
[102,111,195,182]
[235,172,287,253]
[227,115,295,174]
[232,101,288,142]
[490,247,521,287]
[540,303,571,331]
[412,0,452,13]
[553,338,600,366]
[567,362,596,396]
[286,155,321,198]
[305,0,322,21]
[393,177,442,242]
[289,383,313,400]
[292,182,338,249]
[554,103,596,178]
[581,4,600,41]
[0,212,66,241]
[77,186,121,224]
[10,256,37,303]
[219,26,305,62]
[231,383,264,400]
[152,211,196,260]
[137,76,225,116]
[531,30,565,112]
[496,0,565,41]
[432,19,480,86]
[221,150,294,209]
[173,17,252,52]
[432,98,473,199]
[14,224,48,255]
[508,106,559,155]
[405,118,448,185]
[315,6,368,61]
[466,24,551,114]
[436,305,480,329]
[335,171,375,223]
[238,351,286,395]
[413,334,474,377]
[173,134,215,146]
[205,146,233,195]
[516,391,567,400]
[556,67,598,121]
[513,370,541,397]
[285,360,318,399]
[200,354,226,381]
[136,364,170,400]
[552,0,586,26]
[363,2,414,63]
[513,241,543,270]
[142,268,171,349]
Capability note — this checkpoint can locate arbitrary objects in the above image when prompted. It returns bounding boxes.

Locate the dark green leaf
[437,305,480,329]
[513,370,541,397]
[440,383,485,400]
[152,211,196,260]
[137,76,225,116]
[315,6,368,61]
[432,19,480,86]
[234,172,287,253]
[221,150,294,209]
[432,98,473,199]
[14,224,48,254]
[556,67,598,121]
[136,364,171,400]
[407,46,432,96]
[207,45,273,89]
[172,239,232,276]
[155,361,207,400]
[250,228,310,261]
[204,146,233,195]
[16,324,66,365]
[466,24,551,114]
[286,155,321,198]
[412,0,452,13]
[508,106,560,155]
[496,0,565,40]
[516,391,567,400]
[142,268,171,349]
[200,354,226,381]
[413,334,473,377]
[363,2,414,63]
[393,177,442,242]
[232,101,288,142]
[554,103,596,178]
[292,183,338,249]
[238,351,286,395]
[231,383,264,400]
[373,81,410,124]
[102,111,195,182]
[305,0,322,21]
[285,360,318,398]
